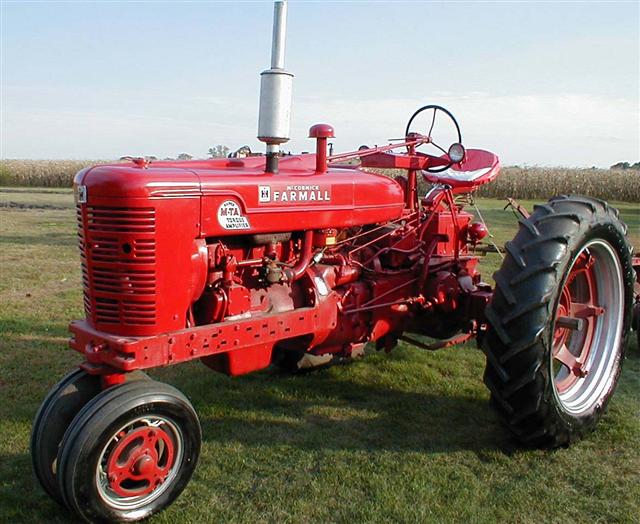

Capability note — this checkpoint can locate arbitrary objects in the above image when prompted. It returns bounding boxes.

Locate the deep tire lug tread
[509,261,559,285]
[504,241,526,269]
[509,394,544,426]
[502,292,552,325]
[494,272,517,305]
[498,328,543,364]
[482,195,633,449]
[481,342,510,382]
[518,218,540,237]
[483,374,514,415]
[532,203,554,215]
[536,212,583,225]
[502,360,543,398]
[484,307,512,346]
[521,234,570,251]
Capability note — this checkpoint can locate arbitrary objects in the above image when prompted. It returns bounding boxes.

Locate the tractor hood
[74,154,405,237]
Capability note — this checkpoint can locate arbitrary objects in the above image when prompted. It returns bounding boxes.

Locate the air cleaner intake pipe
[258,0,294,174]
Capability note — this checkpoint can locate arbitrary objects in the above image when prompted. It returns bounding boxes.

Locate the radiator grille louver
[77,205,92,318]
[78,205,157,327]
[92,268,156,295]
[86,207,156,234]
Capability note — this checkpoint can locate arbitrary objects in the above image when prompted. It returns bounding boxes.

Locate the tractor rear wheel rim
[551,239,624,415]
[96,415,183,511]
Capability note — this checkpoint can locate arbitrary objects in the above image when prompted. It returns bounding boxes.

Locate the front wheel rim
[96,415,184,512]
[551,239,625,416]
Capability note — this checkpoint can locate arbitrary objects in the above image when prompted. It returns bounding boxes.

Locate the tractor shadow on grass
[160,336,640,458]
[0,452,85,524]
[157,354,519,457]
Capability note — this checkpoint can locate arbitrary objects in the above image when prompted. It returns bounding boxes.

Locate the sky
[1,0,638,167]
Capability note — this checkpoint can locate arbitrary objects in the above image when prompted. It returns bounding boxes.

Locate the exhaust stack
[258,0,293,173]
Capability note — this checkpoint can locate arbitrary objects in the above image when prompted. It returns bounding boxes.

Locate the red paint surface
[71,134,502,378]
[105,424,176,498]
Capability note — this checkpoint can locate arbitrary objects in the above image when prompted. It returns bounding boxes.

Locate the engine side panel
[198,165,405,236]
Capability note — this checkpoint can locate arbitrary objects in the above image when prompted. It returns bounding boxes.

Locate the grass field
[0,188,638,523]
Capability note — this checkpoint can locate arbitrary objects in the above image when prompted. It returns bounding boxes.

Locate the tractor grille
[78,205,157,327]
[77,206,92,317]
[86,206,156,234]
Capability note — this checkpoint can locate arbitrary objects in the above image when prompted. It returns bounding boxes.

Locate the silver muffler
[257,0,293,173]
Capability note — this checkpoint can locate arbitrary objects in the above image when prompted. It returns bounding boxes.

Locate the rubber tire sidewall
[31,368,102,505]
[57,381,201,523]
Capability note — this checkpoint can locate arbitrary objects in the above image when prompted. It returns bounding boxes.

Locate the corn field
[475,166,639,202]
[384,166,638,203]
[0,160,112,188]
[0,159,638,202]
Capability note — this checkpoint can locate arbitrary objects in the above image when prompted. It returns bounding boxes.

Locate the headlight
[448,143,465,163]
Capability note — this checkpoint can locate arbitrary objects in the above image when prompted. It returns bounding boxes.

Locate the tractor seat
[422,148,500,191]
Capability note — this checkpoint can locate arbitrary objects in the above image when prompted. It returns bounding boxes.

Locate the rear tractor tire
[483,195,634,447]
[55,378,201,522]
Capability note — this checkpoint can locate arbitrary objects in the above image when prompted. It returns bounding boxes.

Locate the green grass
[0,188,638,523]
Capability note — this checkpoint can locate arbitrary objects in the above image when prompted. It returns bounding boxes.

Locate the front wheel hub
[133,454,155,476]
[99,417,183,508]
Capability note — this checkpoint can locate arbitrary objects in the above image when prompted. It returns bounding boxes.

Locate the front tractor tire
[483,195,634,447]
[31,369,103,505]
[31,370,150,506]
[55,379,201,523]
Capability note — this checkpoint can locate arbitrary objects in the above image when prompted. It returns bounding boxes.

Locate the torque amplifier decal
[217,200,250,230]
[258,184,331,204]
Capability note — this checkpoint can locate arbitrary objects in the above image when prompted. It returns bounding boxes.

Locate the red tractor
[31,2,639,522]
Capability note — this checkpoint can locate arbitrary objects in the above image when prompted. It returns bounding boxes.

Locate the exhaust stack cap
[258,1,294,154]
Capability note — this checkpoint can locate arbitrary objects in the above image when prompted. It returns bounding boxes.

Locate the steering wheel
[405,105,463,173]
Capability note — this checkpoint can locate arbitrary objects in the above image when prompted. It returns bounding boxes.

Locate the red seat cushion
[422,149,500,191]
